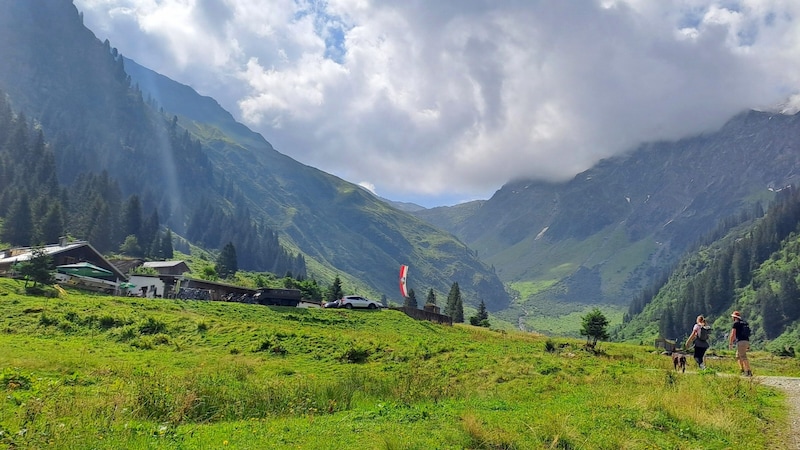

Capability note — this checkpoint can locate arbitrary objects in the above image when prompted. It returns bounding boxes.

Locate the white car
[339,295,381,309]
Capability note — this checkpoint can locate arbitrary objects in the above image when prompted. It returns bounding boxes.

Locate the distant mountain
[416,108,800,327]
[377,197,427,213]
[0,0,509,310]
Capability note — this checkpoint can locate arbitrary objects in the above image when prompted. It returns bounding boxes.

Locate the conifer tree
[87,197,113,253]
[161,229,174,259]
[327,276,343,303]
[1,192,33,246]
[120,195,142,244]
[470,299,489,327]
[37,201,64,244]
[426,288,436,306]
[445,282,464,323]
[215,242,238,279]
[404,288,418,309]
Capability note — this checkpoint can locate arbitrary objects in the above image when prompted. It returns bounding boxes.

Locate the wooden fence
[391,306,453,325]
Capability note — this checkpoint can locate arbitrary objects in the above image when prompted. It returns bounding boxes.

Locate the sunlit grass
[0,278,797,449]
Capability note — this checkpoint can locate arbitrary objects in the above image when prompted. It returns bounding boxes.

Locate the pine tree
[120,195,142,244]
[470,300,489,327]
[327,276,343,303]
[87,199,114,253]
[426,288,436,306]
[404,288,418,309]
[161,229,174,259]
[37,201,64,244]
[445,282,464,323]
[215,242,238,279]
[1,192,33,246]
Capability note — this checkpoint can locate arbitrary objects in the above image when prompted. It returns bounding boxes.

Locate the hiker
[728,310,752,377]
[685,315,710,369]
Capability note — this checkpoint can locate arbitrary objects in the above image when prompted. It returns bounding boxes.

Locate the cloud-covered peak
[76,0,800,207]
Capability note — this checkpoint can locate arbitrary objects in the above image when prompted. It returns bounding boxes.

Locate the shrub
[38,313,59,327]
[339,345,371,363]
[138,317,167,335]
[1,369,32,390]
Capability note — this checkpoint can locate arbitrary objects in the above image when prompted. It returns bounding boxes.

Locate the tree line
[624,186,800,341]
[0,92,305,279]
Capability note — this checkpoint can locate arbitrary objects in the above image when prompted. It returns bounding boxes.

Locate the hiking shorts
[736,340,749,361]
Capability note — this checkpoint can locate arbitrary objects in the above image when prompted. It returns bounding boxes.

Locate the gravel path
[759,376,800,449]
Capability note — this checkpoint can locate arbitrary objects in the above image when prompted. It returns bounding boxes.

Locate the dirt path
[759,376,800,449]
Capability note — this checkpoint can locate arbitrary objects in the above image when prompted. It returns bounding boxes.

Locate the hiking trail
[759,376,800,449]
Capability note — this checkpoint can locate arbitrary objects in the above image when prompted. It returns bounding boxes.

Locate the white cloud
[75,0,800,207]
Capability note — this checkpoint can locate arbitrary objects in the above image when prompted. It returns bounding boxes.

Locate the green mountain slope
[0,0,508,309]
[616,186,800,353]
[417,110,800,324]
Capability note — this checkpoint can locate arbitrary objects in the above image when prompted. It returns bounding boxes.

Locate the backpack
[738,320,751,341]
[697,325,711,342]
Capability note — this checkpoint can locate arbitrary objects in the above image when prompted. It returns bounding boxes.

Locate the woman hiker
[685,315,710,370]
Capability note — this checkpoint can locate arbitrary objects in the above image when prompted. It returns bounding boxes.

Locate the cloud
[75,0,800,207]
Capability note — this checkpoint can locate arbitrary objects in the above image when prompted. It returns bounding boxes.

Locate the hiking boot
[699,364,705,370]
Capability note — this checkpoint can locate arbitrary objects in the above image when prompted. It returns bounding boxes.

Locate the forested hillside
[0,0,509,309]
[615,186,800,353]
[0,92,306,276]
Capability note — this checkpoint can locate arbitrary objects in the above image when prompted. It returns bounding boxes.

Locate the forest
[0,91,306,278]
[620,185,800,349]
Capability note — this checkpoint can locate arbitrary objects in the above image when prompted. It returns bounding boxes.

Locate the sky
[73,0,800,208]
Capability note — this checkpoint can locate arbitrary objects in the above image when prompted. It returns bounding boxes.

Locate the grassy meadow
[1,278,799,449]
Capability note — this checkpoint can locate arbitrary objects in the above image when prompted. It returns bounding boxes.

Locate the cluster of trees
[400,282,475,324]
[0,92,305,281]
[186,200,306,277]
[626,187,800,341]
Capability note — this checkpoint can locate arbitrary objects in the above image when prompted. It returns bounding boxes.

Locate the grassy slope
[0,279,798,449]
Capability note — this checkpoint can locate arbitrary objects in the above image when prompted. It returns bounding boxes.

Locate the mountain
[416,108,800,326]
[0,0,509,310]
[615,186,800,353]
[377,197,427,213]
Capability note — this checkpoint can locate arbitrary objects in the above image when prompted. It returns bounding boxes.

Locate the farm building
[0,238,127,281]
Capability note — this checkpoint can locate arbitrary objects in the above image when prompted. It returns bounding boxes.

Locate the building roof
[142,261,188,269]
[0,240,127,280]
[0,241,87,264]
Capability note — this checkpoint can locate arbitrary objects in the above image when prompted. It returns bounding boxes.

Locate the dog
[671,352,687,373]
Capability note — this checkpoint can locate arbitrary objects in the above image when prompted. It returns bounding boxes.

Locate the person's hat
[731,310,742,319]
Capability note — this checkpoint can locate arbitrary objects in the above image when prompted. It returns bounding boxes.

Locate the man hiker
[728,310,752,377]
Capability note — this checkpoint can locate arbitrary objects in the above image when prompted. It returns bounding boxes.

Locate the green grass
[0,278,798,449]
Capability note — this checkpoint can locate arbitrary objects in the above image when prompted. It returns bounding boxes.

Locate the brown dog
[672,352,686,373]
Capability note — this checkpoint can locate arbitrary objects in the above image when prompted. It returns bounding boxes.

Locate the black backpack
[738,320,751,341]
[697,325,711,341]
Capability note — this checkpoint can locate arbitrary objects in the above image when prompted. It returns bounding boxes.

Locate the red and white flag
[399,265,409,298]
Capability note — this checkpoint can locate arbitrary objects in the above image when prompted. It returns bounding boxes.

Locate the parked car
[323,300,341,308]
[339,295,381,309]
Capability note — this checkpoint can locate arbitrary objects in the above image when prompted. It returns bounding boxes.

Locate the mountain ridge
[415,108,800,327]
